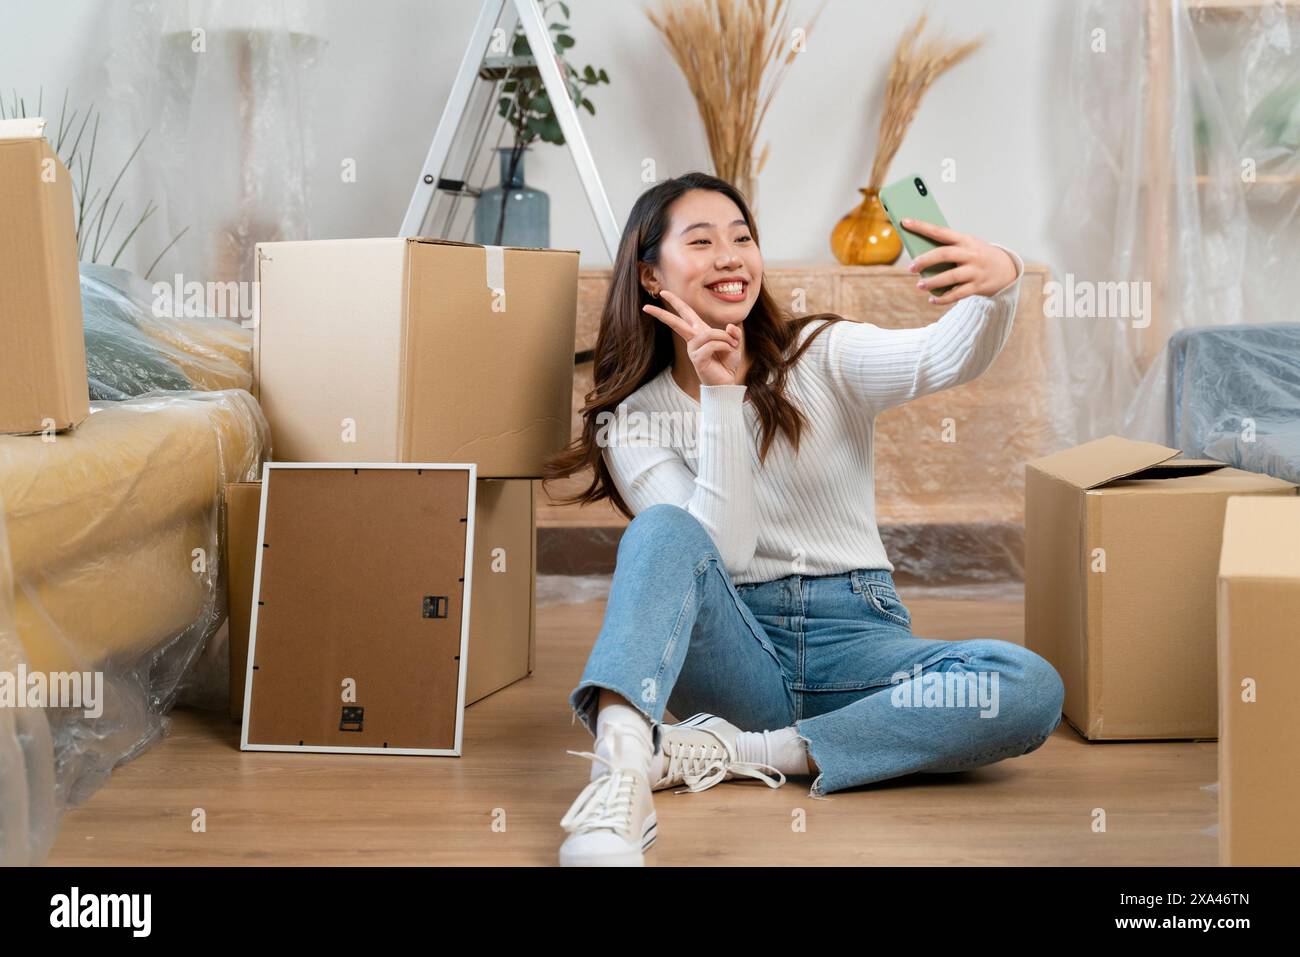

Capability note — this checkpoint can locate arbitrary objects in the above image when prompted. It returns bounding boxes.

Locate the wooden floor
[47,592,1219,866]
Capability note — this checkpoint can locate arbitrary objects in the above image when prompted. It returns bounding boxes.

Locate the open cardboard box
[1025,435,1297,741]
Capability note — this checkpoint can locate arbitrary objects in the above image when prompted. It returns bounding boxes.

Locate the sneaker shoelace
[661,736,786,794]
[561,726,646,837]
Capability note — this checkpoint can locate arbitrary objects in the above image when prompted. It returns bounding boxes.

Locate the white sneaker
[652,713,786,794]
[559,728,657,867]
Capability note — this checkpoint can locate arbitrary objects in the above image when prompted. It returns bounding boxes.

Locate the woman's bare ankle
[596,688,636,715]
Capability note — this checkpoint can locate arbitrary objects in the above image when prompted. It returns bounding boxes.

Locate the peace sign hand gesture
[642,290,743,387]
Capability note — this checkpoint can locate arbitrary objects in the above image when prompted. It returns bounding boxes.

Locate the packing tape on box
[483,245,505,294]
[0,116,47,139]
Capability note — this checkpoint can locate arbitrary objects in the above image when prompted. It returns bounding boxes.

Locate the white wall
[2,0,1077,273]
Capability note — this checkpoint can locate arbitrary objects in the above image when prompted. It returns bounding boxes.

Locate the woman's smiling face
[639,188,763,329]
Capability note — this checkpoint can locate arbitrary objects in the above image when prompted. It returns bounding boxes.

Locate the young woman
[542,171,1065,867]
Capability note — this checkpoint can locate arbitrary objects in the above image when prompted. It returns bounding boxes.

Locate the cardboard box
[1025,435,1296,740]
[1217,496,1300,866]
[0,119,89,434]
[225,477,535,720]
[253,237,578,477]
[464,478,537,704]
[223,482,262,721]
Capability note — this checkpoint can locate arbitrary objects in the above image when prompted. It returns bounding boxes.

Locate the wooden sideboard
[539,260,1061,581]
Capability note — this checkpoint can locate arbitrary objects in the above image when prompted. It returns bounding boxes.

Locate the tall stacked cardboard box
[227,237,578,720]
[1216,496,1300,866]
[0,120,88,435]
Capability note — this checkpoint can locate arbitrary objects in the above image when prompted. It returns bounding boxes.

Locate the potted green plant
[474,1,609,247]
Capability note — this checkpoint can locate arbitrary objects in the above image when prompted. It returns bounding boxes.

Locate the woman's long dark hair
[542,171,850,519]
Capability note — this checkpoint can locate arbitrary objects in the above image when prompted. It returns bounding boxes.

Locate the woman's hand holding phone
[900,219,1020,306]
[643,290,743,387]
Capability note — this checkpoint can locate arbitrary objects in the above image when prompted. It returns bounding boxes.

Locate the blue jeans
[568,504,1065,799]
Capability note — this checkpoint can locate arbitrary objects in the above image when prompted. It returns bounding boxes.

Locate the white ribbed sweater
[601,246,1025,585]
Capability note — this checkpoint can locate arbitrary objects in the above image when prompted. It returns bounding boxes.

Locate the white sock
[737,727,812,776]
[591,702,655,782]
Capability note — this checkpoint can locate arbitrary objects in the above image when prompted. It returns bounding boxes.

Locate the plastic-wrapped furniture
[1126,323,1300,485]
[81,262,253,400]
[0,389,268,865]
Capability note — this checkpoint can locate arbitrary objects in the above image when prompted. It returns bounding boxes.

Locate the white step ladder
[400,0,621,260]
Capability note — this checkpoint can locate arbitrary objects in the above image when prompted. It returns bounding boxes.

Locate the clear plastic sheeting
[1057,0,1300,446]
[1125,323,1300,483]
[879,520,1029,590]
[0,523,56,866]
[82,261,253,399]
[102,0,320,283]
[876,0,1300,590]
[537,574,615,608]
[0,390,268,865]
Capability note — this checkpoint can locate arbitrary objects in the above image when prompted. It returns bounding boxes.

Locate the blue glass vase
[474,146,550,248]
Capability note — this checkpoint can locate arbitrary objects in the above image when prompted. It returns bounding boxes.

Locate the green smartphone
[879,174,957,297]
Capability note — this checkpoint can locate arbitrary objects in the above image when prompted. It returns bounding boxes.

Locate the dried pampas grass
[868,13,983,190]
[646,0,826,206]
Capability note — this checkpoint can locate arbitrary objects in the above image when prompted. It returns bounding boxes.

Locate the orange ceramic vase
[831,187,903,265]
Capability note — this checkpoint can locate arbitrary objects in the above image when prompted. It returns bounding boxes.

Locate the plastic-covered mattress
[0,389,268,864]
